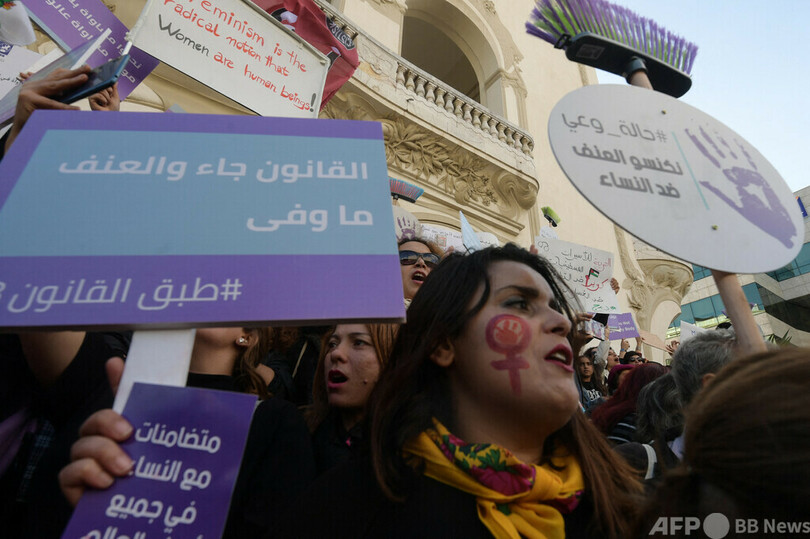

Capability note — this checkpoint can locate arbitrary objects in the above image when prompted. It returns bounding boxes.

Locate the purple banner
[607,312,639,340]
[62,383,256,539]
[24,0,158,99]
[0,254,403,329]
[0,111,404,329]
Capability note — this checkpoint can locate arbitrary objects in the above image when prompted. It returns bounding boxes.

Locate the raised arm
[711,269,766,354]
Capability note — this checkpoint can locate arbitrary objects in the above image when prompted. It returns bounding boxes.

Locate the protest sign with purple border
[24,0,158,99]
[61,382,256,539]
[0,111,404,329]
[607,312,639,340]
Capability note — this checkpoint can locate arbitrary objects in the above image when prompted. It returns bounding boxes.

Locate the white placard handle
[113,328,196,413]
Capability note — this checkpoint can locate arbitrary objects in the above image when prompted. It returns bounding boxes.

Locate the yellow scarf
[403,419,584,539]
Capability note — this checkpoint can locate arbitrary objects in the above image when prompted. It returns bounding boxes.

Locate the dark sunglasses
[399,250,440,268]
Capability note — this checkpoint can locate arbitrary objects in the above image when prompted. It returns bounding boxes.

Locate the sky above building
[594,0,808,192]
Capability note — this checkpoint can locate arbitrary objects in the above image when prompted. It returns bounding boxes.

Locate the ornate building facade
[26,0,694,362]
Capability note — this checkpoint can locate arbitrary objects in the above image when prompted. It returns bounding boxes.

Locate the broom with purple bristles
[526,0,698,97]
[389,178,424,204]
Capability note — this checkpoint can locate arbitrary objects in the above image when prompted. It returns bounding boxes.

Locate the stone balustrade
[315,0,534,157]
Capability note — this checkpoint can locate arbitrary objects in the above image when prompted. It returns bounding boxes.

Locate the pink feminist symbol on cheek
[486,314,531,395]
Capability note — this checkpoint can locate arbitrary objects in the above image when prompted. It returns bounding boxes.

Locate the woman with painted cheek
[305,324,398,475]
[283,244,642,539]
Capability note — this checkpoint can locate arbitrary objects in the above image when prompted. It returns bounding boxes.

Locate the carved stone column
[614,225,694,360]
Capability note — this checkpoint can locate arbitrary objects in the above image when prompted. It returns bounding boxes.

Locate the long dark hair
[591,363,667,435]
[580,347,608,395]
[369,244,641,538]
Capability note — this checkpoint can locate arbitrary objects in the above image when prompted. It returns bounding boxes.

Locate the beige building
[26,0,696,362]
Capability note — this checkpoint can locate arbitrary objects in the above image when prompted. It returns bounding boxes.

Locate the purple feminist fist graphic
[685,127,796,248]
[486,314,531,395]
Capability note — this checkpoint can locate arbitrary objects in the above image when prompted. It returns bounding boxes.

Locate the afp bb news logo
[649,513,810,538]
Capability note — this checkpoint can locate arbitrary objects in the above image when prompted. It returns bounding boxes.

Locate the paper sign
[607,312,638,340]
[533,237,620,313]
[679,320,708,344]
[0,111,404,329]
[548,84,804,274]
[539,226,559,240]
[62,383,256,539]
[638,329,666,351]
[23,0,158,99]
[0,40,42,99]
[130,0,328,118]
[0,2,35,46]
[421,224,499,253]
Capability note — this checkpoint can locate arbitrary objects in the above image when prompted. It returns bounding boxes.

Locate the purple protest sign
[62,383,256,539]
[24,0,158,99]
[607,312,639,340]
[0,111,404,329]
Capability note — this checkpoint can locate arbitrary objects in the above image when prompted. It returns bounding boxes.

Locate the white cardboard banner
[420,224,499,253]
[679,320,709,344]
[130,0,328,118]
[638,329,666,351]
[0,41,41,101]
[548,84,804,274]
[533,236,620,313]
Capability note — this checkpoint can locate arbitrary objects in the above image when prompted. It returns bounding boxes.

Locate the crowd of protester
[1,66,808,539]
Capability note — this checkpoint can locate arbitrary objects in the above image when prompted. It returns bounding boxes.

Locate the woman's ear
[236,330,254,349]
[429,339,455,367]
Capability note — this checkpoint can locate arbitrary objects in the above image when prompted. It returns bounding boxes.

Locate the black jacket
[275,454,602,538]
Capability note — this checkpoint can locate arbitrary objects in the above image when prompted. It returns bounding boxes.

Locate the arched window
[401,16,480,102]
[398,0,527,124]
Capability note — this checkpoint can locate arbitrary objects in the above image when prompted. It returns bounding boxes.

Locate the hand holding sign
[87,82,120,112]
[62,382,256,539]
[60,388,133,506]
[5,66,91,153]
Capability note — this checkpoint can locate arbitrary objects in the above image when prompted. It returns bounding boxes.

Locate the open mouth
[411,271,426,284]
[544,345,574,372]
[327,370,348,387]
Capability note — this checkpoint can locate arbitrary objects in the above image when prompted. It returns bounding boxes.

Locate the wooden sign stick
[112,329,196,413]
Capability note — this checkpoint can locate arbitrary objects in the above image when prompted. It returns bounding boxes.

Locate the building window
[401,16,481,103]
[692,264,712,280]
[766,242,810,281]
[668,283,765,335]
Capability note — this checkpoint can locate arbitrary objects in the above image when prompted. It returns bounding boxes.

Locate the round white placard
[548,84,803,273]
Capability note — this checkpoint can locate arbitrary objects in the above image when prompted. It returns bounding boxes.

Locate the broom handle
[627,70,653,90]
[624,57,654,90]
